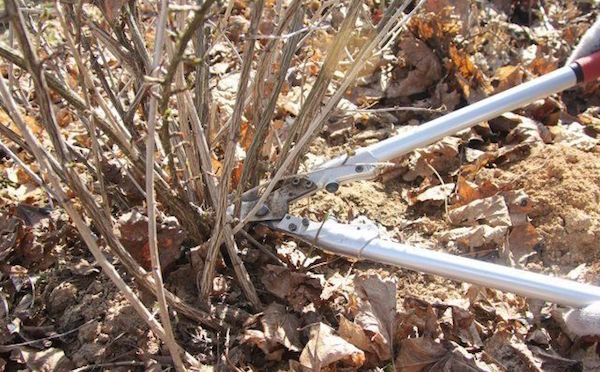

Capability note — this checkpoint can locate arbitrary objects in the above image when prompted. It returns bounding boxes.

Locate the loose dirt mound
[481,144,600,268]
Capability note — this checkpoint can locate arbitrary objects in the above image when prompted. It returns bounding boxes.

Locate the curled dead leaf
[387,37,442,98]
[449,195,512,227]
[507,222,540,267]
[396,337,448,371]
[412,183,455,206]
[484,330,544,371]
[353,274,397,361]
[117,210,185,273]
[261,265,323,311]
[336,274,397,363]
[240,303,302,361]
[403,137,461,181]
[262,303,302,352]
[299,323,365,370]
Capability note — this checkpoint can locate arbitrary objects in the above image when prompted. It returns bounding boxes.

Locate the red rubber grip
[576,50,600,83]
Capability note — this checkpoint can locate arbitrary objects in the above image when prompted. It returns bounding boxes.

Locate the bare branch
[160,0,217,115]
[143,0,187,369]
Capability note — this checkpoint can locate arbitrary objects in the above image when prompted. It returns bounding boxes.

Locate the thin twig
[347,105,446,114]
[276,0,362,170]
[238,2,304,192]
[160,0,217,115]
[182,91,261,309]
[144,1,187,370]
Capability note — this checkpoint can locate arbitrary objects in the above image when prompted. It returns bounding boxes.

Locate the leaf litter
[1,0,600,370]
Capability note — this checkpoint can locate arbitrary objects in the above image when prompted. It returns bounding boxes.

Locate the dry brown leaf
[507,222,540,266]
[505,115,552,145]
[351,273,397,361]
[523,97,563,126]
[320,272,353,301]
[456,176,481,206]
[261,303,302,352]
[468,287,526,323]
[338,316,374,354]
[484,330,543,371]
[492,65,524,93]
[299,323,365,370]
[261,265,323,311]
[577,108,600,133]
[413,183,455,206]
[455,177,502,207]
[449,45,492,102]
[431,81,461,111]
[403,137,461,181]
[240,330,284,361]
[240,303,302,361]
[451,306,483,348]
[10,347,73,371]
[436,225,508,250]
[449,195,511,227]
[387,37,442,98]
[396,337,449,372]
[117,211,185,273]
[409,7,461,44]
[529,345,582,371]
[528,56,558,76]
[55,108,72,128]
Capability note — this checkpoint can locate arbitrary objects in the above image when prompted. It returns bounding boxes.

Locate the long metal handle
[319,64,583,169]
[271,215,600,307]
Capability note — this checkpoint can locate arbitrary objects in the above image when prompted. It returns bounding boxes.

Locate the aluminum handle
[272,215,600,307]
[318,66,578,169]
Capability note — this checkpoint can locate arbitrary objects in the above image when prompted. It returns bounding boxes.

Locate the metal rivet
[256,205,269,217]
[325,182,339,193]
[302,218,309,227]
[285,215,291,220]
[304,180,313,189]
[292,177,300,186]
[355,165,364,173]
[289,223,297,232]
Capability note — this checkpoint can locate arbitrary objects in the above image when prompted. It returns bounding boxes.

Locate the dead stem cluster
[0,0,423,368]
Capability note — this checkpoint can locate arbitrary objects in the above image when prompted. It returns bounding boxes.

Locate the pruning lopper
[237,51,600,308]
